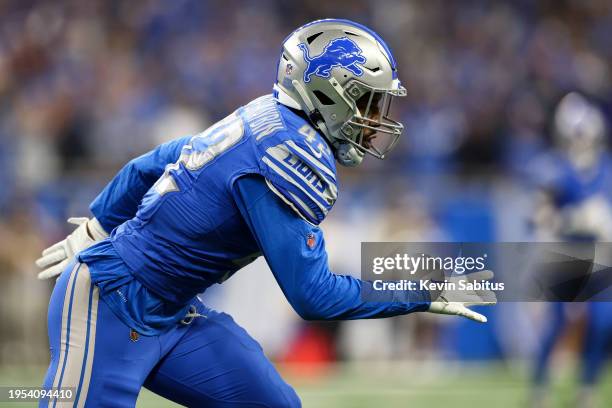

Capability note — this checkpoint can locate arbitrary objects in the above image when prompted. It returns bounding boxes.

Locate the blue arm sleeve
[233,175,430,320]
[90,136,191,233]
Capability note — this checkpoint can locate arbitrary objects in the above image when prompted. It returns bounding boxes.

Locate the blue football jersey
[530,152,612,208]
[88,95,338,305]
[80,94,429,335]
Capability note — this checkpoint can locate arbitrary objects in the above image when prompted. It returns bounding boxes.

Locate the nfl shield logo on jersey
[130,329,139,342]
[306,233,316,249]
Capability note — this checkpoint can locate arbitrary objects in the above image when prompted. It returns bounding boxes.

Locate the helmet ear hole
[313,90,335,106]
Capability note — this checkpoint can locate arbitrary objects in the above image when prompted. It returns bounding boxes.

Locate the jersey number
[298,124,330,159]
[155,114,244,195]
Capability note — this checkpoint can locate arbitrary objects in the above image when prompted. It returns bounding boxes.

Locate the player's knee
[263,382,301,408]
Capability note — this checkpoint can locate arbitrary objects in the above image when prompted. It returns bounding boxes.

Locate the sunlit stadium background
[1,0,611,406]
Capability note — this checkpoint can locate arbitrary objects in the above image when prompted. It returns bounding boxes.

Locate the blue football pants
[40,262,301,407]
[581,302,612,385]
[534,302,612,386]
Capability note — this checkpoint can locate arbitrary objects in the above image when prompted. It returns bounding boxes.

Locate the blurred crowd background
[1,0,612,405]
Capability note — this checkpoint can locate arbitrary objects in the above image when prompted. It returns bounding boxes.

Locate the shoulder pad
[257,122,338,225]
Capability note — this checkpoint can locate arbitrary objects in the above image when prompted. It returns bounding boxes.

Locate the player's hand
[35,217,108,280]
[427,270,497,323]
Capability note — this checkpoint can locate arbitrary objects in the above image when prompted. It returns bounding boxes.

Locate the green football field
[0,362,609,407]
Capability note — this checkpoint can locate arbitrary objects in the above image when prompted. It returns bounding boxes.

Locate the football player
[36,19,494,407]
[530,92,612,408]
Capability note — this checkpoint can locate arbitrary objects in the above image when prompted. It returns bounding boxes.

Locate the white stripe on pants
[50,263,99,408]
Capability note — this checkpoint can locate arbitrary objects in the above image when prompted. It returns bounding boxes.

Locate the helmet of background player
[554,92,607,170]
[274,19,407,167]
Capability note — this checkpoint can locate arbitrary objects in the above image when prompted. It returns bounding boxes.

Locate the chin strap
[334,142,364,167]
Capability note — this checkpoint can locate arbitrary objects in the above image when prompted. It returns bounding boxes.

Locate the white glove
[36,217,108,280]
[427,270,497,323]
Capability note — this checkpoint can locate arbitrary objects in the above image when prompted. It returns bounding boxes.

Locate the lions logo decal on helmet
[298,37,366,83]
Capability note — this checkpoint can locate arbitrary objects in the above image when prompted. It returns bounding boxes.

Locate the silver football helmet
[554,92,607,170]
[274,19,407,167]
